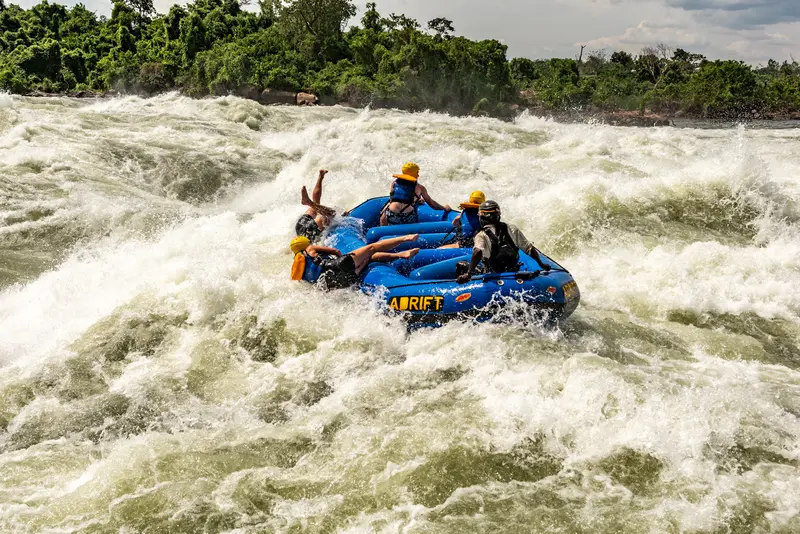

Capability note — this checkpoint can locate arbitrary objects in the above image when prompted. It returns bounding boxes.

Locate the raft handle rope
[538,267,568,274]
[435,227,457,247]
[473,268,568,283]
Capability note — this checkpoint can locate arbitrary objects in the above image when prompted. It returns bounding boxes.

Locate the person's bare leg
[372,248,420,262]
[312,169,327,204]
[351,234,418,271]
[367,234,417,254]
[301,186,336,219]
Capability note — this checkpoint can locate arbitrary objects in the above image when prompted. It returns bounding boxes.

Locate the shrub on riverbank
[1,0,799,118]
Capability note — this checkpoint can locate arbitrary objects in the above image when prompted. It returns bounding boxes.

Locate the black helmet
[295,215,322,242]
[479,200,501,213]
[479,200,501,227]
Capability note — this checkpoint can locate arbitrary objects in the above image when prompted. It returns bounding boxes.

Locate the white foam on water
[0,95,799,532]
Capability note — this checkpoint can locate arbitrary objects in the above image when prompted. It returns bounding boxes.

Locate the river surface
[1,93,799,533]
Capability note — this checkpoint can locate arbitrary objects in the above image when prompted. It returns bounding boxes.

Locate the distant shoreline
[22,89,800,128]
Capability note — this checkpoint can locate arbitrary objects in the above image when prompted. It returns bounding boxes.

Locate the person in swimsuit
[295,169,337,242]
[379,162,451,226]
[291,234,420,290]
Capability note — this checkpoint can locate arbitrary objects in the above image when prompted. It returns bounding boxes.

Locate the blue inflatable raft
[327,197,580,326]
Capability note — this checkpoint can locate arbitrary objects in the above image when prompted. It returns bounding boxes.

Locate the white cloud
[584,19,711,50]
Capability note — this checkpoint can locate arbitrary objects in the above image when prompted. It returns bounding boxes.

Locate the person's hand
[457,273,471,284]
[540,263,551,271]
[443,204,452,212]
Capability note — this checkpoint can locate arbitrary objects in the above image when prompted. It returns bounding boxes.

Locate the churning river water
[1,93,799,533]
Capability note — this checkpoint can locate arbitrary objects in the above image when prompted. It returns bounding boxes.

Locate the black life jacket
[484,223,520,273]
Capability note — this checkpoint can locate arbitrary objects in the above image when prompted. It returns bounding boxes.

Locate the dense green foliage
[1,0,799,117]
[513,50,800,117]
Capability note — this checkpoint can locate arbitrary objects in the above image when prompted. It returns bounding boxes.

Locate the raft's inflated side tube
[377,233,456,251]
[408,256,470,281]
[391,248,470,274]
[366,221,455,243]
[332,196,580,326]
[398,248,471,268]
[326,218,365,254]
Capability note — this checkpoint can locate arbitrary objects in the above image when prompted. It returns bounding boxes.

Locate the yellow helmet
[460,190,486,209]
[290,236,310,254]
[393,161,420,182]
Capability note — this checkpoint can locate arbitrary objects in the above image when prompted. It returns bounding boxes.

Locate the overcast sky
[14,0,800,64]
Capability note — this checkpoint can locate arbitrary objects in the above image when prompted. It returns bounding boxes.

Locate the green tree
[179,12,205,60]
[610,50,633,68]
[276,0,355,39]
[13,38,62,80]
[427,17,453,39]
[510,57,543,88]
[125,0,154,21]
[383,12,417,31]
[361,1,381,31]
[688,60,758,115]
[581,49,607,75]
[165,5,186,40]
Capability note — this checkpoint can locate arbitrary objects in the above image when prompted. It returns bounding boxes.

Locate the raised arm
[510,226,549,270]
[309,245,342,257]
[418,185,451,212]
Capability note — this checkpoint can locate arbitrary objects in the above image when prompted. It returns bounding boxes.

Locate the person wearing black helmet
[456,200,550,284]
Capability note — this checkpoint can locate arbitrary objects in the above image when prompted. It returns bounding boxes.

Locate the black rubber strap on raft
[435,228,457,247]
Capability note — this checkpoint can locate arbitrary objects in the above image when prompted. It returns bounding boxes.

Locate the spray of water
[1,93,799,532]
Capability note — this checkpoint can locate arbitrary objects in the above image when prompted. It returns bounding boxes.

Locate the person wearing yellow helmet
[290,233,421,289]
[439,190,486,249]
[296,169,337,243]
[379,162,451,226]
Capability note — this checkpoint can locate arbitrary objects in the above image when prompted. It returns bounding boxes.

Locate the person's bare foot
[301,186,312,206]
[399,248,420,259]
[404,234,419,242]
[319,169,328,178]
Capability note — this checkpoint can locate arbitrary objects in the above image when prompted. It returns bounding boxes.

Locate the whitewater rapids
[1,93,799,533]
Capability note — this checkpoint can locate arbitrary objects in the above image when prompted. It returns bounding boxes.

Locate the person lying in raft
[379,162,451,226]
[290,234,420,290]
[440,190,485,249]
[295,169,337,243]
[456,200,550,284]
